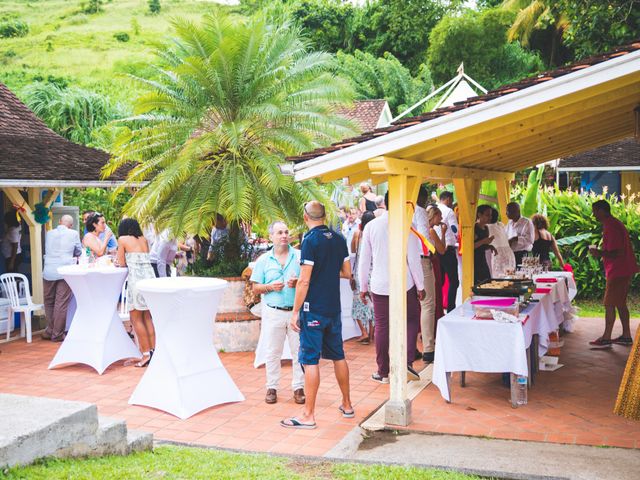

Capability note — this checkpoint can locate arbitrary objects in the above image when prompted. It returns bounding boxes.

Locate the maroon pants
[371,286,421,377]
[43,279,73,341]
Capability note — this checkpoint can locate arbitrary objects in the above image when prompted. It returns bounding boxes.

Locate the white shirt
[438,202,459,247]
[341,219,360,255]
[358,212,424,296]
[149,230,178,277]
[412,205,429,239]
[43,225,82,281]
[506,216,535,252]
[1,226,22,258]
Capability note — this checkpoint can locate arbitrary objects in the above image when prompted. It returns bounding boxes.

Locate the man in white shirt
[149,229,178,277]
[359,192,426,384]
[506,202,535,266]
[373,195,386,217]
[42,215,82,342]
[438,191,460,312]
[412,187,437,363]
[341,208,360,255]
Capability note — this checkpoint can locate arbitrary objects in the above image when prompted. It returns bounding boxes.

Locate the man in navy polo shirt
[280,201,354,430]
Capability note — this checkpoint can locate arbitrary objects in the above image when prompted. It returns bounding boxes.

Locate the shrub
[68,14,89,25]
[81,0,103,14]
[148,0,161,15]
[113,32,129,42]
[0,20,29,38]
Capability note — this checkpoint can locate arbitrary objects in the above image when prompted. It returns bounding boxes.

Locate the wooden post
[385,174,418,426]
[452,178,481,300]
[496,180,511,222]
[1,187,45,306]
[43,188,61,232]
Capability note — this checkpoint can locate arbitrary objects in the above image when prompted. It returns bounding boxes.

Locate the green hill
[1,0,237,101]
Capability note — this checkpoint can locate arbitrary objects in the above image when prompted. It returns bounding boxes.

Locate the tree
[22,83,121,145]
[501,0,570,67]
[104,12,355,238]
[558,1,640,58]
[337,50,433,116]
[287,0,357,52]
[428,8,544,89]
[148,0,161,15]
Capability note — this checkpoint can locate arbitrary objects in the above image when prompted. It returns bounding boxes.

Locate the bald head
[59,215,73,228]
[303,201,326,221]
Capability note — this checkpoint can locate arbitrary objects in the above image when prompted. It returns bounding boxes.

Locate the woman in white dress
[488,207,515,277]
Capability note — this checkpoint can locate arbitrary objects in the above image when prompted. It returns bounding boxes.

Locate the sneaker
[422,352,434,363]
[407,366,420,381]
[613,336,634,346]
[371,373,389,384]
[589,338,612,348]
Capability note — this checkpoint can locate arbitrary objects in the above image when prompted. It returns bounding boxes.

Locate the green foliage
[63,188,131,230]
[558,0,640,58]
[522,166,544,217]
[22,82,123,145]
[0,19,29,38]
[130,17,140,35]
[81,0,103,14]
[113,31,129,42]
[148,0,161,15]
[188,232,256,277]
[428,7,544,89]
[336,50,433,117]
[516,187,640,299]
[105,11,355,238]
[287,0,356,52]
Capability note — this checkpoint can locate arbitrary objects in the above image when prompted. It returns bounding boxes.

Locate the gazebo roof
[336,99,392,132]
[0,82,125,187]
[558,137,640,171]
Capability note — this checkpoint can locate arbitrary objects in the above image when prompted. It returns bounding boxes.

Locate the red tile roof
[335,99,388,133]
[288,40,640,164]
[558,137,640,169]
[0,82,125,184]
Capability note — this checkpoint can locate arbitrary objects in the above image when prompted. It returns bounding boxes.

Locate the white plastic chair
[0,273,43,343]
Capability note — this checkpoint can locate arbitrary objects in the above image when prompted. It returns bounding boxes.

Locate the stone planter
[213,276,261,352]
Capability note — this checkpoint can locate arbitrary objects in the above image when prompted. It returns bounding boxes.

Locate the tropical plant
[0,20,29,38]
[148,0,161,15]
[336,50,433,117]
[22,83,122,145]
[63,188,131,231]
[104,12,355,241]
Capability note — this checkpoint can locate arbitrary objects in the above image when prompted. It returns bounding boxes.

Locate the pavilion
[285,42,640,426]
[0,82,127,307]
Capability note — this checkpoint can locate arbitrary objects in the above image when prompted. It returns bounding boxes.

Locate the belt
[420,255,431,259]
[267,305,293,311]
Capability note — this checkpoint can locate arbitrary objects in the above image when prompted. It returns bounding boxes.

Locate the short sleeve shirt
[602,216,639,279]
[250,246,300,308]
[300,225,349,316]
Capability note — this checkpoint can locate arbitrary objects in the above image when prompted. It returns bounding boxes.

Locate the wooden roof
[558,137,640,171]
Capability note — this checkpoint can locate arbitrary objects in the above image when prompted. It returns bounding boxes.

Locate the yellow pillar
[452,178,481,300]
[496,179,511,222]
[2,187,44,306]
[385,174,419,426]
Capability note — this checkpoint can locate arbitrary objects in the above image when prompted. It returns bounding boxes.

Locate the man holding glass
[250,221,305,405]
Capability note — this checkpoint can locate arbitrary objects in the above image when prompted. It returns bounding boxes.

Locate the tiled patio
[1,316,638,455]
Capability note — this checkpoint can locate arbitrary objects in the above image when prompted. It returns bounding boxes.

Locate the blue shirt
[300,225,349,316]
[250,246,300,308]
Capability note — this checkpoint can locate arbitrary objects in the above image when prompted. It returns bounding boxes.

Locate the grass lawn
[575,294,640,318]
[3,445,486,480]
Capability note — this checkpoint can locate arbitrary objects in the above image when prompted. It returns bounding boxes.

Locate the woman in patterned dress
[351,211,376,344]
[116,218,157,367]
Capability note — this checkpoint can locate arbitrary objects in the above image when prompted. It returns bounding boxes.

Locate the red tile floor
[1,316,638,455]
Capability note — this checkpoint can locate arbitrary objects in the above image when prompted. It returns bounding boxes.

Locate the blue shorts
[298,311,345,365]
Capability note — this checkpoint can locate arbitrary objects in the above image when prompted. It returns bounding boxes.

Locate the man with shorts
[280,201,354,429]
[589,199,639,348]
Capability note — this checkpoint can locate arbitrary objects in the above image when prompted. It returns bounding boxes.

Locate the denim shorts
[298,310,345,365]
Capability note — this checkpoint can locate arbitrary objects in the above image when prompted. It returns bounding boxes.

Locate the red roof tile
[335,99,388,133]
[558,138,640,170]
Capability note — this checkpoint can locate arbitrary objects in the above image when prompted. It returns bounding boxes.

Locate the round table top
[57,264,128,276]
[136,276,228,293]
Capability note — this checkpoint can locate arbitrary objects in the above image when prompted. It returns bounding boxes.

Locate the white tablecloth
[129,277,244,419]
[432,279,572,402]
[49,265,140,374]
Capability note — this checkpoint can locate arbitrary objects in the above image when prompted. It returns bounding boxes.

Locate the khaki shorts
[603,276,633,308]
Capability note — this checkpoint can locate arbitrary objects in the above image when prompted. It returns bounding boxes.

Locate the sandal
[135,354,152,368]
[280,417,316,429]
[589,337,612,348]
[339,405,355,418]
[613,336,633,346]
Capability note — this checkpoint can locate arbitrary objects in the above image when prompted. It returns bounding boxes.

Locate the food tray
[470,297,520,319]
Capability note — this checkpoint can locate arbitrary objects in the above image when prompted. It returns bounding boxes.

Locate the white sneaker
[371,373,389,384]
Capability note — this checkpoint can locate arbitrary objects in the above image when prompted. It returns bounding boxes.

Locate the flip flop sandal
[589,338,612,348]
[280,417,317,430]
[339,406,355,418]
[613,336,634,346]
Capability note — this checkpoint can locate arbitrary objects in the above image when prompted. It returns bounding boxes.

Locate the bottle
[78,246,88,265]
[510,373,528,407]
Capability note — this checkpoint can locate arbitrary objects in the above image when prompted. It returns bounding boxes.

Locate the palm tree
[502,0,569,67]
[104,12,355,238]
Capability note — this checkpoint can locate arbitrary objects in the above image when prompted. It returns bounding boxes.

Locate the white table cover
[50,265,140,374]
[129,277,244,419]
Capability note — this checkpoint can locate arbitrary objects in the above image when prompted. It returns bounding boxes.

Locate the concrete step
[0,394,153,468]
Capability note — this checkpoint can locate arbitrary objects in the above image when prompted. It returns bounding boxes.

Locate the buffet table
[129,277,244,419]
[49,265,141,374]
[432,273,574,403]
